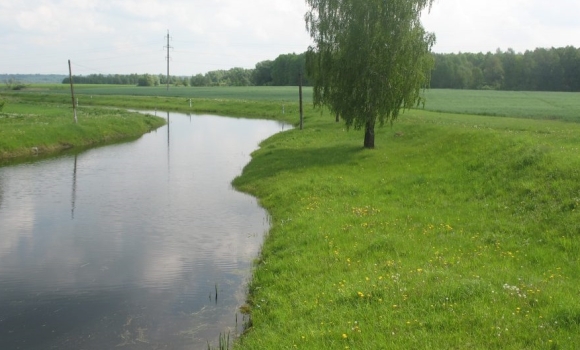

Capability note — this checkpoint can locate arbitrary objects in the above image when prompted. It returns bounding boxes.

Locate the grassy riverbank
[232,109,580,349]
[0,95,165,161]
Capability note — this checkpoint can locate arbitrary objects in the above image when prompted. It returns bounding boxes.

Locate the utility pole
[164,30,173,91]
[68,60,77,124]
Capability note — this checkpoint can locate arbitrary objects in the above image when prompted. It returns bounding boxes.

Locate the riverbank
[231,110,580,348]
[0,95,165,161]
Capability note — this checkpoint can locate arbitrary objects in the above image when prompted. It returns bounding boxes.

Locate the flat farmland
[30,85,580,122]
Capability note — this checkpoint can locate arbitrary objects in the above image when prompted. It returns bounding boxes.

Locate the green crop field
[22,85,580,122]
[423,89,580,122]
[23,84,314,103]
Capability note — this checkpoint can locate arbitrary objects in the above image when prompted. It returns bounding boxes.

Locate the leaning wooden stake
[68,60,77,124]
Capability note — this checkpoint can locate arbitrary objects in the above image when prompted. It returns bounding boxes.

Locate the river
[0,111,289,349]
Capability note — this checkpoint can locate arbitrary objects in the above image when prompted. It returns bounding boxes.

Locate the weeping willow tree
[305,0,436,148]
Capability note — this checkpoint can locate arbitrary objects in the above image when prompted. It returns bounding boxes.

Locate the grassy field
[232,109,580,349]
[2,87,580,348]
[423,89,580,122]
[16,85,580,122]
[21,84,314,102]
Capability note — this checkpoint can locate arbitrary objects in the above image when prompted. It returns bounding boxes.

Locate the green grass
[0,95,165,160]
[231,109,580,349]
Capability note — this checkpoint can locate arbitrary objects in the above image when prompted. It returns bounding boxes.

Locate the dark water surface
[0,112,289,349]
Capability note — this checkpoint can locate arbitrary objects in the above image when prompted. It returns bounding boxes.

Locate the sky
[1,0,580,76]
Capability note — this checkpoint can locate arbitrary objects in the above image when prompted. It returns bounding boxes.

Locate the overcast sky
[1,0,579,76]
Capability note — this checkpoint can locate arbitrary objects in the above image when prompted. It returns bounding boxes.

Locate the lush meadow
[2,87,580,348]
[232,108,580,349]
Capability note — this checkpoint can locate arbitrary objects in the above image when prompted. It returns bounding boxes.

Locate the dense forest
[57,46,580,92]
[431,46,580,91]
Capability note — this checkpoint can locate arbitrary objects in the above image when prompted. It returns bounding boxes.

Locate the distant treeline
[62,53,309,87]
[431,46,580,91]
[192,53,309,86]
[59,46,580,92]
[2,74,66,84]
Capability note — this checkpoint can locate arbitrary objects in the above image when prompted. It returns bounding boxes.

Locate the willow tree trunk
[364,120,375,148]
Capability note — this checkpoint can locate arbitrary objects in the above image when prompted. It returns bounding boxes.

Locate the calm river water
[0,111,289,349]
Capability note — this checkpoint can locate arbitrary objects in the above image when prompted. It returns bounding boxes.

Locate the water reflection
[0,172,4,209]
[0,112,290,349]
[71,154,78,219]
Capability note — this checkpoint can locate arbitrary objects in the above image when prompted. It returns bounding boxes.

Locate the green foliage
[270,53,308,86]
[190,55,308,87]
[253,60,274,86]
[63,73,144,85]
[431,46,580,91]
[137,74,159,87]
[4,78,28,91]
[0,100,4,111]
[190,67,254,87]
[305,0,436,148]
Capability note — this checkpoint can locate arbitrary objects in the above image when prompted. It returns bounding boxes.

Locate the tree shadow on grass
[233,143,368,187]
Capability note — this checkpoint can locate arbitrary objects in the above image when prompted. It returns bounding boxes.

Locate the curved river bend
[0,111,289,349]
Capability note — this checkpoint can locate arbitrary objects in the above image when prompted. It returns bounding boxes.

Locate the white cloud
[423,0,580,53]
[1,0,579,74]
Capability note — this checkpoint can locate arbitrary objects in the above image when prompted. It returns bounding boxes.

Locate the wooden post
[68,60,77,124]
[299,73,304,130]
